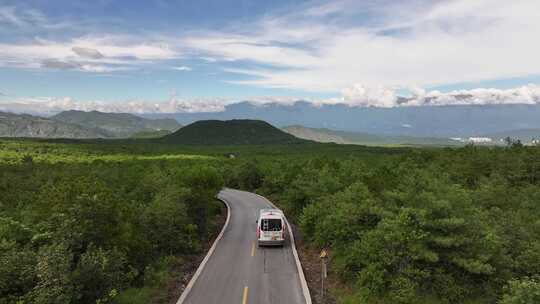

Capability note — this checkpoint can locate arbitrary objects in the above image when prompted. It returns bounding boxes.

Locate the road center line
[242,286,249,304]
[251,241,256,257]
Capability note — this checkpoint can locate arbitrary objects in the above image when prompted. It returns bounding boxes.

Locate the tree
[30,242,76,304]
[141,187,199,255]
[499,277,540,304]
[0,240,36,303]
[73,245,128,303]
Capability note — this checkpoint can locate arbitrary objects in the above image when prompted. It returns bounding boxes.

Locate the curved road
[179,188,309,304]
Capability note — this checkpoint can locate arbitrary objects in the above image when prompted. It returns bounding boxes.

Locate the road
[179,188,309,304]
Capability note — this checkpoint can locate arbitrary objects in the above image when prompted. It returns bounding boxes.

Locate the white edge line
[176,190,231,304]
[254,192,313,304]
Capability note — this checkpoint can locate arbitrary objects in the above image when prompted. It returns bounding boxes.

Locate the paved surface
[182,188,306,304]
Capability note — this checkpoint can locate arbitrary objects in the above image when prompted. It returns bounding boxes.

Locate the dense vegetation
[235,144,540,304]
[0,141,224,303]
[1,138,539,303]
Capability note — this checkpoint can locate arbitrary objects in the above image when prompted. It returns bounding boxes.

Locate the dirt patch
[290,223,339,304]
[163,202,228,304]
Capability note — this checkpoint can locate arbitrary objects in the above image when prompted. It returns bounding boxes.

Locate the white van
[256,209,286,246]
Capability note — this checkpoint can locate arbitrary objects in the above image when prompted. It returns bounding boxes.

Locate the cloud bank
[0,96,231,115]
[180,0,540,92]
[2,85,540,115]
[332,84,540,108]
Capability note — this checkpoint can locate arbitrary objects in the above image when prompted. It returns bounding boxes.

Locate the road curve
[178,188,309,304]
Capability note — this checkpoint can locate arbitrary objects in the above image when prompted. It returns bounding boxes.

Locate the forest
[1,139,540,303]
[0,140,224,303]
[227,143,540,304]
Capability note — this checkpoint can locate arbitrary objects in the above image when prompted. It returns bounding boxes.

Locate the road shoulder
[174,195,231,304]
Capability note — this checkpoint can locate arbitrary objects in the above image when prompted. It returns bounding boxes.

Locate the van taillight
[281,229,285,239]
[257,226,260,238]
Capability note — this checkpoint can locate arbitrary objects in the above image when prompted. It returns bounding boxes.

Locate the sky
[0,0,540,113]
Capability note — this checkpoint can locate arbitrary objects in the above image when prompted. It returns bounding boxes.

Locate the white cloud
[72,47,104,59]
[304,1,349,17]
[172,66,192,71]
[0,6,25,26]
[451,137,493,144]
[0,96,233,115]
[340,84,397,107]
[181,0,540,92]
[330,84,540,107]
[2,84,540,115]
[0,5,70,30]
[0,35,180,72]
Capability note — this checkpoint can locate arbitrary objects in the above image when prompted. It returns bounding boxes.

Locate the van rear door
[260,218,283,240]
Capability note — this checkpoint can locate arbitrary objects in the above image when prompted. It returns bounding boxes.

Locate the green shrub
[499,277,540,304]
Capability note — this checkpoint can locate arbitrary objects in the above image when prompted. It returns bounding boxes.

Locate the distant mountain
[161,119,304,145]
[0,111,108,138]
[142,102,540,138]
[283,125,462,146]
[53,110,181,137]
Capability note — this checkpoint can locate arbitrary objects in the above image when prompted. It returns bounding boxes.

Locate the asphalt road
[181,188,307,304]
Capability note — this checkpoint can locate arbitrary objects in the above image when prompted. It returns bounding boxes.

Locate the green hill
[162,119,304,145]
[52,110,181,138]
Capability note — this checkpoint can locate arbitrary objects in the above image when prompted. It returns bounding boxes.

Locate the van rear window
[261,219,282,231]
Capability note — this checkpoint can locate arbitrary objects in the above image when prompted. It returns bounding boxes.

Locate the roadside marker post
[320,249,328,302]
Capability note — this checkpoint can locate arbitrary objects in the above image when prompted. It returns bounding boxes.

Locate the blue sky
[0,0,313,101]
[0,0,539,113]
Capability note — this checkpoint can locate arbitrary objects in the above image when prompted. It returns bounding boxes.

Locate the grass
[0,140,216,164]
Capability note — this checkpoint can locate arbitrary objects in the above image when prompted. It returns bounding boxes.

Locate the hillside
[0,111,108,138]
[130,129,172,139]
[162,119,304,145]
[282,125,349,144]
[53,110,181,137]
[283,125,463,146]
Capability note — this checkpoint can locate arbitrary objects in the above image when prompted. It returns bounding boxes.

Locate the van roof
[259,208,284,218]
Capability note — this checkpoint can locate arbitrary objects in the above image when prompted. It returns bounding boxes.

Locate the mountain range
[52,110,180,137]
[2,104,540,145]
[0,110,181,138]
[0,111,110,138]
[143,101,540,138]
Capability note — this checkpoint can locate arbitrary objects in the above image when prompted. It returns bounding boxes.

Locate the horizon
[1,0,540,114]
